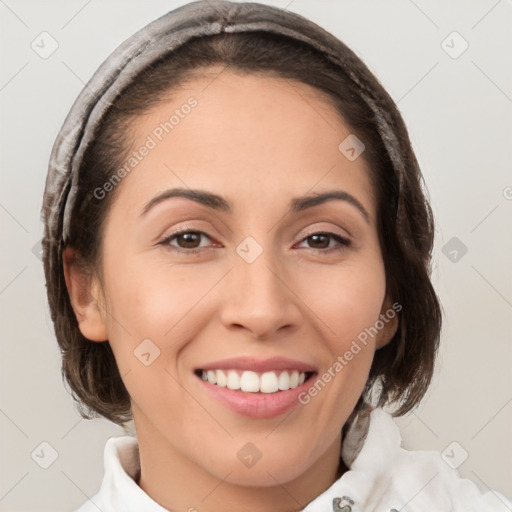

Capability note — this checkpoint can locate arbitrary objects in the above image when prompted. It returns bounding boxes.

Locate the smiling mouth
[194,369,316,393]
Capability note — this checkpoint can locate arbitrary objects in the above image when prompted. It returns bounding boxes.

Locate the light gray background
[1,0,511,510]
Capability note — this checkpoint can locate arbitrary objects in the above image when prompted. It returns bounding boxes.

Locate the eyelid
[299,225,351,242]
[156,222,217,244]
[159,226,208,240]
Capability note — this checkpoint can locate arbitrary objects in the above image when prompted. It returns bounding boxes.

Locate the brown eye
[159,230,214,253]
[175,232,202,249]
[307,234,330,249]
[297,232,351,252]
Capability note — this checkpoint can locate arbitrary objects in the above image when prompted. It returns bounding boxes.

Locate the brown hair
[44,31,441,426]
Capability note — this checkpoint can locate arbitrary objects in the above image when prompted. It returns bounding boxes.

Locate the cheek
[98,262,204,422]
[294,257,387,343]
[99,251,231,398]
[101,259,213,354]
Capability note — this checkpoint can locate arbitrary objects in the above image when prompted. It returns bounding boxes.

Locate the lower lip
[197,374,316,418]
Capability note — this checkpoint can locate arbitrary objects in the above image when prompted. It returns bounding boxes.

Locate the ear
[375,295,400,349]
[62,247,108,342]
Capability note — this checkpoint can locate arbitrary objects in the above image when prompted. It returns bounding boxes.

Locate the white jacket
[75,408,511,511]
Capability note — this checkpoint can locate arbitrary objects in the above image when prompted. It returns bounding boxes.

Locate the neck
[135,417,345,512]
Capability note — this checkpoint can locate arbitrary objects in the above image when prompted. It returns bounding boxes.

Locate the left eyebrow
[289,191,370,223]
[140,187,370,223]
[140,188,232,216]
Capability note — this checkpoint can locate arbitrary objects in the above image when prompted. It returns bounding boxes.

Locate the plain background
[1,0,511,510]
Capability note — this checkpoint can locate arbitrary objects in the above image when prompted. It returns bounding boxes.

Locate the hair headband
[42,0,404,277]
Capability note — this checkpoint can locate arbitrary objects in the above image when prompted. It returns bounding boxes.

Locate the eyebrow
[141,187,370,223]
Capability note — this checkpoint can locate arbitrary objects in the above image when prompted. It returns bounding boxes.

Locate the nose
[219,247,302,340]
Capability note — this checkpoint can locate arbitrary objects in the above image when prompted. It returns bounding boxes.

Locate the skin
[64,67,398,512]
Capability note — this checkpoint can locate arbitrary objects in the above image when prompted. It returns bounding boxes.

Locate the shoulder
[344,408,512,511]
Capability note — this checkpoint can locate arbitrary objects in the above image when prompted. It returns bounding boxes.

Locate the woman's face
[78,68,396,487]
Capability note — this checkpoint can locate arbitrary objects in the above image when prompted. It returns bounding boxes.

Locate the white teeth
[240,371,260,392]
[227,370,241,390]
[200,369,308,393]
[278,371,290,390]
[260,371,279,393]
[216,370,227,387]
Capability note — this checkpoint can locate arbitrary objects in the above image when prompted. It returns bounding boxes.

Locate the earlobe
[375,296,400,349]
[62,247,108,342]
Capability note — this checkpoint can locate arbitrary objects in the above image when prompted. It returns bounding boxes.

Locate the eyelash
[158,229,351,255]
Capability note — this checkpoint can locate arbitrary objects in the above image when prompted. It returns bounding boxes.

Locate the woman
[41,1,511,510]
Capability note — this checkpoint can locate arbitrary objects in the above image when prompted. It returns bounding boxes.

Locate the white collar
[76,408,511,511]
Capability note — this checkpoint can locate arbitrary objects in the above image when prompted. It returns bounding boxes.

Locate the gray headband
[42,0,404,280]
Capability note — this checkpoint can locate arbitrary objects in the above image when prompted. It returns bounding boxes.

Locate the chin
[228,463,310,488]
[201,445,318,488]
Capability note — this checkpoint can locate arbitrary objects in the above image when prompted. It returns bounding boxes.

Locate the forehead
[113,68,376,219]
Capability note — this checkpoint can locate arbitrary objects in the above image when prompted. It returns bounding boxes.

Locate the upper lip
[196,356,317,373]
